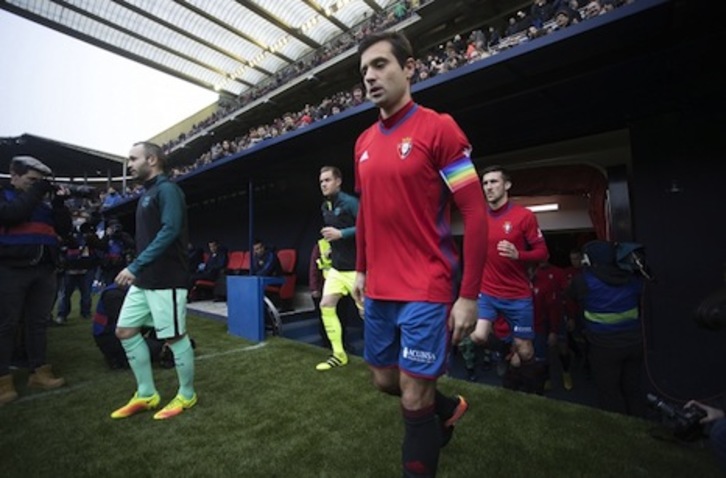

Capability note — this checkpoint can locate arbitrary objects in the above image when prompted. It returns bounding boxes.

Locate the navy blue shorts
[363,299,450,379]
[477,292,535,340]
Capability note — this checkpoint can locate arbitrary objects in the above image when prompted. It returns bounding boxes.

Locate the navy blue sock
[402,404,440,477]
[434,390,456,422]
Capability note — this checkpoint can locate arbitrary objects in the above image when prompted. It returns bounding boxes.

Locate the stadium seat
[226,250,250,275]
[190,278,216,301]
[189,251,230,302]
[265,248,297,310]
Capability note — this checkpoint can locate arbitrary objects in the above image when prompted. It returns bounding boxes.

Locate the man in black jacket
[0,156,72,405]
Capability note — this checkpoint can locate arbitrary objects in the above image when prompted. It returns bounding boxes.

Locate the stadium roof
[0,0,399,97]
[0,133,125,180]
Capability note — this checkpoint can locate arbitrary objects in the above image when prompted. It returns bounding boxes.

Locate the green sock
[168,336,195,399]
[121,334,156,397]
[321,306,345,357]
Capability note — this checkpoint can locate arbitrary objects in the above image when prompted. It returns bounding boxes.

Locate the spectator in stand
[281,113,297,133]
[220,140,235,158]
[505,16,520,37]
[465,36,488,63]
[210,142,223,161]
[553,7,576,30]
[530,0,555,28]
[101,187,123,210]
[393,1,407,20]
[299,105,314,127]
[487,25,501,48]
[582,0,605,19]
[351,85,365,106]
[557,0,584,23]
[515,10,532,33]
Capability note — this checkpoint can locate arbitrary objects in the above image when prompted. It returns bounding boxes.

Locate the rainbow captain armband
[439,157,479,193]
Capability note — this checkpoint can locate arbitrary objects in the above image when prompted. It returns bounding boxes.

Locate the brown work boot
[27,364,66,390]
[0,374,18,405]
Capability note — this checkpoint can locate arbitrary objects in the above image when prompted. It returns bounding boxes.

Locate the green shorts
[117,286,188,339]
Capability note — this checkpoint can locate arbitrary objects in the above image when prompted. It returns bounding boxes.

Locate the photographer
[0,156,72,405]
[684,400,726,473]
[566,240,646,416]
[54,220,103,324]
[684,282,726,473]
[99,219,135,286]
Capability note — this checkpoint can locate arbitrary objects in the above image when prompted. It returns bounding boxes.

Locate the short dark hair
[480,164,511,183]
[358,31,413,69]
[320,165,342,179]
[133,141,167,171]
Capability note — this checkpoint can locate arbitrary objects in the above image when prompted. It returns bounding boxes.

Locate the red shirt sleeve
[355,200,367,273]
[354,134,367,273]
[452,184,488,299]
[432,114,487,300]
[517,212,548,262]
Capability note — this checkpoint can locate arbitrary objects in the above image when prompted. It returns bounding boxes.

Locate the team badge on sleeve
[439,157,479,193]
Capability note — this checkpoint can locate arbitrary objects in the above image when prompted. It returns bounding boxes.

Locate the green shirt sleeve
[340,194,359,239]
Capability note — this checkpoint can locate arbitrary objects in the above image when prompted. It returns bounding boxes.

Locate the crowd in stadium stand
[160,0,426,154]
[152,0,633,182]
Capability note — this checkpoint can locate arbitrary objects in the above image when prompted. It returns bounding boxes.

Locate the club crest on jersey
[397,137,413,159]
[503,221,512,234]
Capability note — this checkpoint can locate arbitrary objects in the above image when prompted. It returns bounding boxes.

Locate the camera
[647,393,707,441]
